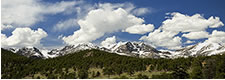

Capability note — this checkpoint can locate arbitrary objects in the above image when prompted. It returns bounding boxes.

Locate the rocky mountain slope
[8,47,44,58]
[102,42,163,58]
[5,42,225,59]
[47,43,99,57]
[171,42,225,58]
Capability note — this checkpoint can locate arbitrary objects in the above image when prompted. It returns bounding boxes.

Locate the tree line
[1,48,225,79]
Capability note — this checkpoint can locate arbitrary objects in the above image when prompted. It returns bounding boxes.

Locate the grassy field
[87,68,172,79]
[22,67,172,79]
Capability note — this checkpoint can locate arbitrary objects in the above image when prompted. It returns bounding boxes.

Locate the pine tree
[190,58,203,79]
[78,69,88,79]
[202,59,216,79]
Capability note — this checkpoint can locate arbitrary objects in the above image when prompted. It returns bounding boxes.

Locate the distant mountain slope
[7,47,45,58]
[172,42,225,58]
[4,42,225,59]
[48,43,99,57]
[106,42,160,57]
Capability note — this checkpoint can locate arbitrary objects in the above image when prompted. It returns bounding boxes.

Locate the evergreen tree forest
[1,48,225,79]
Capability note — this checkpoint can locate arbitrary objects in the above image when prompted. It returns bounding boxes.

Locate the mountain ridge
[5,41,225,59]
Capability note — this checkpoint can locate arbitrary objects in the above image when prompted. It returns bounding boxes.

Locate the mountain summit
[103,42,162,58]
[48,43,99,57]
[8,47,44,58]
[5,42,225,59]
[173,42,225,58]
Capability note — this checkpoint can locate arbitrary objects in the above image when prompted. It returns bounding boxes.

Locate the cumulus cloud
[140,12,224,50]
[53,2,152,32]
[185,40,195,44]
[1,28,47,48]
[132,8,150,16]
[62,3,154,45]
[205,30,225,45]
[125,24,154,34]
[101,36,116,48]
[57,34,64,39]
[98,3,151,16]
[140,29,182,49]
[1,0,79,30]
[162,12,224,32]
[182,31,209,39]
[207,17,225,28]
[53,19,79,31]
[42,1,81,14]
[98,2,134,13]
[52,2,96,31]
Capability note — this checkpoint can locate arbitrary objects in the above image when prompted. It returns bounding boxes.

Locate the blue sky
[1,0,225,50]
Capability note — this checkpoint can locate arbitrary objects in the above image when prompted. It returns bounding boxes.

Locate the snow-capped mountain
[4,42,225,59]
[102,42,164,58]
[46,42,171,58]
[172,42,225,58]
[8,47,45,58]
[101,41,225,58]
[48,43,99,57]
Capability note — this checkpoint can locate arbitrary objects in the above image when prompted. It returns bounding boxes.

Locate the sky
[1,0,225,50]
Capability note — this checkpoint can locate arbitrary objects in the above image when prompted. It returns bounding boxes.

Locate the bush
[78,69,88,79]
[136,74,148,79]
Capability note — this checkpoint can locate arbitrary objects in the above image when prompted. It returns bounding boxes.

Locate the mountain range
[5,41,225,59]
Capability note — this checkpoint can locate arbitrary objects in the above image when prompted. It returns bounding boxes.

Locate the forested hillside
[1,48,225,79]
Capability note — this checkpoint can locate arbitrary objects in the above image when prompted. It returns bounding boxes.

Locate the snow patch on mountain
[4,41,225,59]
[47,43,99,57]
[101,41,161,58]
[171,41,225,58]
[15,47,44,58]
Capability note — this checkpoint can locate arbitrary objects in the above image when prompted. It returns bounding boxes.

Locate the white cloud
[1,0,79,30]
[52,2,96,31]
[57,34,64,39]
[132,8,150,16]
[101,3,151,16]
[1,24,13,30]
[101,36,116,48]
[140,29,182,49]
[161,12,224,32]
[182,31,209,39]
[1,28,47,48]
[140,12,224,50]
[98,2,134,13]
[42,1,81,14]
[125,24,154,34]
[53,19,78,31]
[205,30,225,45]
[208,16,224,28]
[185,40,195,44]
[53,2,152,32]
[62,3,154,45]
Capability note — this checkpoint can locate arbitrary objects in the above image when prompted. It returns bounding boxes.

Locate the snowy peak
[74,43,99,50]
[175,42,225,57]
[102,41,161,58]
[112,42,159,53]
[4,42,225,59]
[7,48,18,53]
[48,43,99,56]
[15,47,44,58]
[107,42,127,51]
[106,41,225,58]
